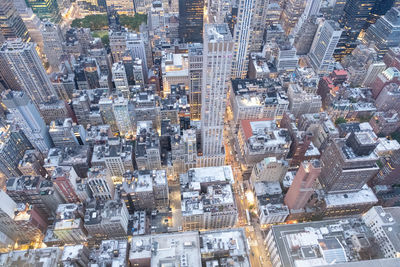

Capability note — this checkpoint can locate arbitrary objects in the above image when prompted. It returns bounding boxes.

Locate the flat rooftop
[130,231,202,267]
[269,217,375,267]
[324,185,378,208]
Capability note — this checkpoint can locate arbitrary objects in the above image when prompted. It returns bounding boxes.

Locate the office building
[121,170,169,211]
[92,137,134,177]
[230,79,289,123]
[87,168,115,200]
[284,160,321,210]
[334,0,376,61]
[135,122,161,170]
[0,125,32,184]
[281,0,307,34]
[180,166,237,230]
[250,157,289,185]
[231,0,256,79]
[188,43,203,121]
[0,0,29,42]
[25,0,61,22]
[84,199,129,240]
[200,229,251,266]
[53,204,87,243]
[0,40,57,107]
[90,239,128,266]
[237,119,291,165]
[40,21,63,70]
[178,0,204,43]
[126,32,148,76]
[49,119,86,148]
[112,62,129,96]
[130,231,202,267]
[309,20,342,75]
[287,84,322,118]
[362,62,387,87]
[38,99,76,124]
[2,91,53,153]
[6,175,62,220]
[161,53,189,96]
[199,24,233,167]
[44,146,92,179]
[18,150,47,177]
[364,7,400,57]
[265,217,388,267]
[112,96,133,136]
[319,131,380,193]
[51,166,80,203]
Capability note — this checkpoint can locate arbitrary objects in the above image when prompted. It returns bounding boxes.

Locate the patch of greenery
[120,14,148,31]
[71,14,147,32]
[92,30,109,47]
[71,14,108,30]
[335,117,347,125]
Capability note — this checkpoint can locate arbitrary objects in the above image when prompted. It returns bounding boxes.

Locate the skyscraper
[0,0,29,42]
[309,20,342,75]
[0,40,57,107]
[199,24,233,167]
[249,0,269,52]
[364,7,400,57]
[25,0,61,22]
[179,0,204,43]
[231,0,256,79]
[334,0,376,61]
[2,91,54,154]
[188,43,203,121]
[284,160,321,210]
[40,20,64,71]
[0,124,33,185]
[281,0,307,34]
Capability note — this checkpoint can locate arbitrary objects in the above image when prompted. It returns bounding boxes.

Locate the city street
[224,109,272,267]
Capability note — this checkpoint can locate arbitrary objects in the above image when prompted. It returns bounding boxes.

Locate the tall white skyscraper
[0,39,56,107]
[200,24,233,167]
[231,0,268,78]
[2,91,53,153]
[40,20,64,71]
[231,0,255,79]
[308,20,342,75]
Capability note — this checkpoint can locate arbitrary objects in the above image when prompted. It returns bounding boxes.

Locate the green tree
[335,117,347,125]
[101,34,109,47]
[71,14,148,32]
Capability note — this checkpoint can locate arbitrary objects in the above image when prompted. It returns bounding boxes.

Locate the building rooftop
[181,166,234,185]
[269,217,376,267]
[90,240,128,267]
[200,229,250,267]
[324,185,378,208]
[205,24,233,42]
[130,231,202,267]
